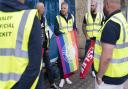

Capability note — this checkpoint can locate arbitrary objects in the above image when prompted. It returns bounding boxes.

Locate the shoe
[50,83,60,89]
[65,78,72,84]
[59,79,65,88]
[91,71,96,78]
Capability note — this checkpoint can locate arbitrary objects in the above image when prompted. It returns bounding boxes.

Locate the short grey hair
[61,2,68,7]
[36,2,44,9]
[104,0,121,4]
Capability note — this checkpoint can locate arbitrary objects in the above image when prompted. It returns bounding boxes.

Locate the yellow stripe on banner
[70,31,78,71]
[68,31,77,71]
[70,31,77,71]
[67,32,75,71]
[63,33,72,71]
[62,31,78,73]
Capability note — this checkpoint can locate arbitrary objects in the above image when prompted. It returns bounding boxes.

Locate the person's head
[91,0,97,13]
[18,0,25,4]
[61,2,68,16]
[103,0,121,16]
[36,2,45,15]
[2,0,25,3]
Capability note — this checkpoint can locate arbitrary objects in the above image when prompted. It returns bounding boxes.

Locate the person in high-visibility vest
[94,0,128,89]
[54,2,77,88]
[0,0,44,89]
[36,2,60,89]
[82,0,104,78]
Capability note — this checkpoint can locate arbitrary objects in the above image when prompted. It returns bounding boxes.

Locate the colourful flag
[80,40,95,79]
[56,30,79,77]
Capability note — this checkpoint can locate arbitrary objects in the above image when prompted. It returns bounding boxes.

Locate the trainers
[65,78,72,84]
[59,79,65,88]
[91,71,96,78]
[50,83,60,89]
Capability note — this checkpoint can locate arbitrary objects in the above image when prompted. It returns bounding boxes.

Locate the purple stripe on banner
[56,36,67,74]
[60,34,71,73]
[56,34,71,74]
[62,34,71,73]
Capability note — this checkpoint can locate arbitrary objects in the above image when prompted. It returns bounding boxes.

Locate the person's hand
[96,76,103,85]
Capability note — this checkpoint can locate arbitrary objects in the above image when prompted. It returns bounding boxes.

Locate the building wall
[75,0,87,59]
[75,0,103,58]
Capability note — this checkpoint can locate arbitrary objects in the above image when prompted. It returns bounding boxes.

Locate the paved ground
[46,71,128,89]
[46,63,128,89]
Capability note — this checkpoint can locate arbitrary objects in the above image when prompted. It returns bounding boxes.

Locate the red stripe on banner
[64,72,75,78]
[74,31,79,67]
[80,40,95,79]
[69,31,76,70]
[71,31,79,68]
[42,48,44,57]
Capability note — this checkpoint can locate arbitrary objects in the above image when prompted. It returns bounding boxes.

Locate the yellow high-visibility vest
[56,14,74,33]
[0,9,41,89]
[94,12,128,78]
[85,12,102,38]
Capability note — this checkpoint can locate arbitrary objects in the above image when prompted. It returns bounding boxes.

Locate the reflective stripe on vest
[94,12,128,77]
[0,10,30,58]
[96,40,128,49]
[95,53,128,63]
[56,15,74,33]
[0,73,21,81]
[85,23,101,26]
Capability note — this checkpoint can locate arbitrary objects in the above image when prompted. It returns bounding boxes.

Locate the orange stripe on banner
[66,32,75,71]
[70,30,79,71]
[73,31,79,70]
[70,31,76,70]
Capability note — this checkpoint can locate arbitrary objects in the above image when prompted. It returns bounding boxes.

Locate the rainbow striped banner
[56,30,79,76]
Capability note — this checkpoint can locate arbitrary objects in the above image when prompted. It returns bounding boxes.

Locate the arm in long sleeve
[12,16,42,89]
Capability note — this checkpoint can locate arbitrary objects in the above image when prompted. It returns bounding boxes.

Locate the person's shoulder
[56,14,60,17]
[55,13,61,18]
[101,20,120,45]
[85,11,90,15]
[106,20,120,28]
[84,11,90,19]
[68,13,74,19]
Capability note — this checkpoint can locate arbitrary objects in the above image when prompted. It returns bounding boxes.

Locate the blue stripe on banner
[59,34,71,74]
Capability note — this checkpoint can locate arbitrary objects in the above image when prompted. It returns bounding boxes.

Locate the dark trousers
[43,48,54,85]
[36,68,46,89]
[57,55,64,79]
[12,65,46,89]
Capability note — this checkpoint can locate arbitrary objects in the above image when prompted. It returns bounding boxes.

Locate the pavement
[46,63,128,89]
